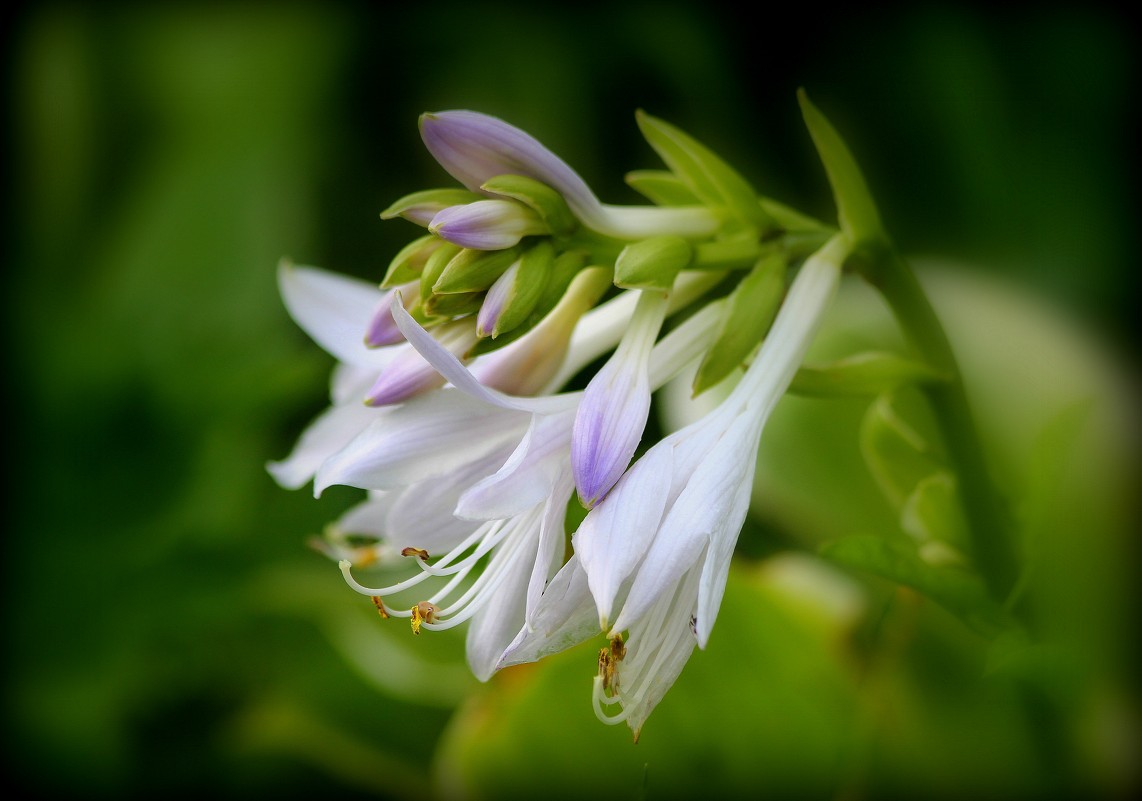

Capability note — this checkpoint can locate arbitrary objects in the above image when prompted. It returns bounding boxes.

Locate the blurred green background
[4,2,1138,799]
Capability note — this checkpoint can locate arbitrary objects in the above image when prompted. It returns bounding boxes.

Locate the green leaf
[623,169,701,206]
[481,174,576,236]
[692,252,786,395]
[635,110,768,229]
[820,535,1010,636]
[613,235,691,291]
[900,471,969,551]
[797,89,885,245]
[789,351,946,397]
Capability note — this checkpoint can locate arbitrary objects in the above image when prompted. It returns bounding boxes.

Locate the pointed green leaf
[614,235,692,291]
[481,174,576,236]
[820,535,1010,637]
[692,252,786,395]
[789,351,946,397]
[797,89,884,245]
[434,245,522,294]
[759,196,834,234]
[635,110,768,229]
[624,169,702,206]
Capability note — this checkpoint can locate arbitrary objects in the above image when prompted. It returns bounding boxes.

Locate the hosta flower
[329,292,721,679]
[499,235,849,736]
[420,110,721,241]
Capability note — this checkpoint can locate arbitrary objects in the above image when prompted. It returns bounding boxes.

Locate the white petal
[455,407,576,520]
[314,389,527,495]
[464,524,540,681]
[266,399,382,490]
[496,556,601,669]
[391,297,575,415]
[525,477,576,626]
[278,262,396,369]
[575,443,673,628]
[333,491,397,537]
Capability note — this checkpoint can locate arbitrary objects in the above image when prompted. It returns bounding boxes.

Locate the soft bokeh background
[5,2,1138,799]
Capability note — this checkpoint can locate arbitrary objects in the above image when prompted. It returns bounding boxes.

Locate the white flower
[329,290,722,679]
[499,235,848,736]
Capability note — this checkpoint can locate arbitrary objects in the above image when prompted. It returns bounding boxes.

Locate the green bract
[481,174,577,237]
[789,351,946,397]
[798,89,885,247]
[613,235,692,291]
[692,252,786,395]
[636,110,770,231]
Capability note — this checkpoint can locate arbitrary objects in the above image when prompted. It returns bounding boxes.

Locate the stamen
[401,547,430,561]
[414,520,510,577]
[338,559,435,598]
[410,601,438,635]
[371,596,390,619]
[591,676,629,725]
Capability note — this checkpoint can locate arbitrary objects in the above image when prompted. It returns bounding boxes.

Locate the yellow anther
[401,547,430,561]
[370,596,389,619]
[410,601,438,635]
[597,635,626,694]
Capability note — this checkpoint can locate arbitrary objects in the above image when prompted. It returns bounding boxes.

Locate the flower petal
[455,407,577,520]
[266,398,381,490]
[496,555,601,669]
[574,443,673,628]
[314,389,527,495]
[278,261,396,369]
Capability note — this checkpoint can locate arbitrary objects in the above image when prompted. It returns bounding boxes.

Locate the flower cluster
[270,107,851,737]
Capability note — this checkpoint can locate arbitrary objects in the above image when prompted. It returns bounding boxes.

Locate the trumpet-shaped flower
[329,288,723,679]
[499,235,848,736]
[420,110,721,241]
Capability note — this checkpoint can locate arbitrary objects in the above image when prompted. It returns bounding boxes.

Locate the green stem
[851,241,1018,604]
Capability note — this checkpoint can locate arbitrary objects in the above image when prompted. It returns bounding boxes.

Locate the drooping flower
[328,290,721,679]
[498,235,849,736]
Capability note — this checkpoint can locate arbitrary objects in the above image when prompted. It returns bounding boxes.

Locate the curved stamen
[414,520,511,577]
[339,559,436,598]
[592,676,630,725]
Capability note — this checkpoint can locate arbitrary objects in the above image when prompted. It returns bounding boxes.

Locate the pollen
[410,600,438,634]
[401,547,430,561]
[597,635,625,694]
[370,596,389,619]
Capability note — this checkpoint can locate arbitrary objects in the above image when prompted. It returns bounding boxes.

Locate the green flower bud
[614,235,692,291]
[692,251,786,395]
[433,245,522,294]
[419,240,463,300]
[381,234,444,288]
[481,174,577,237]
